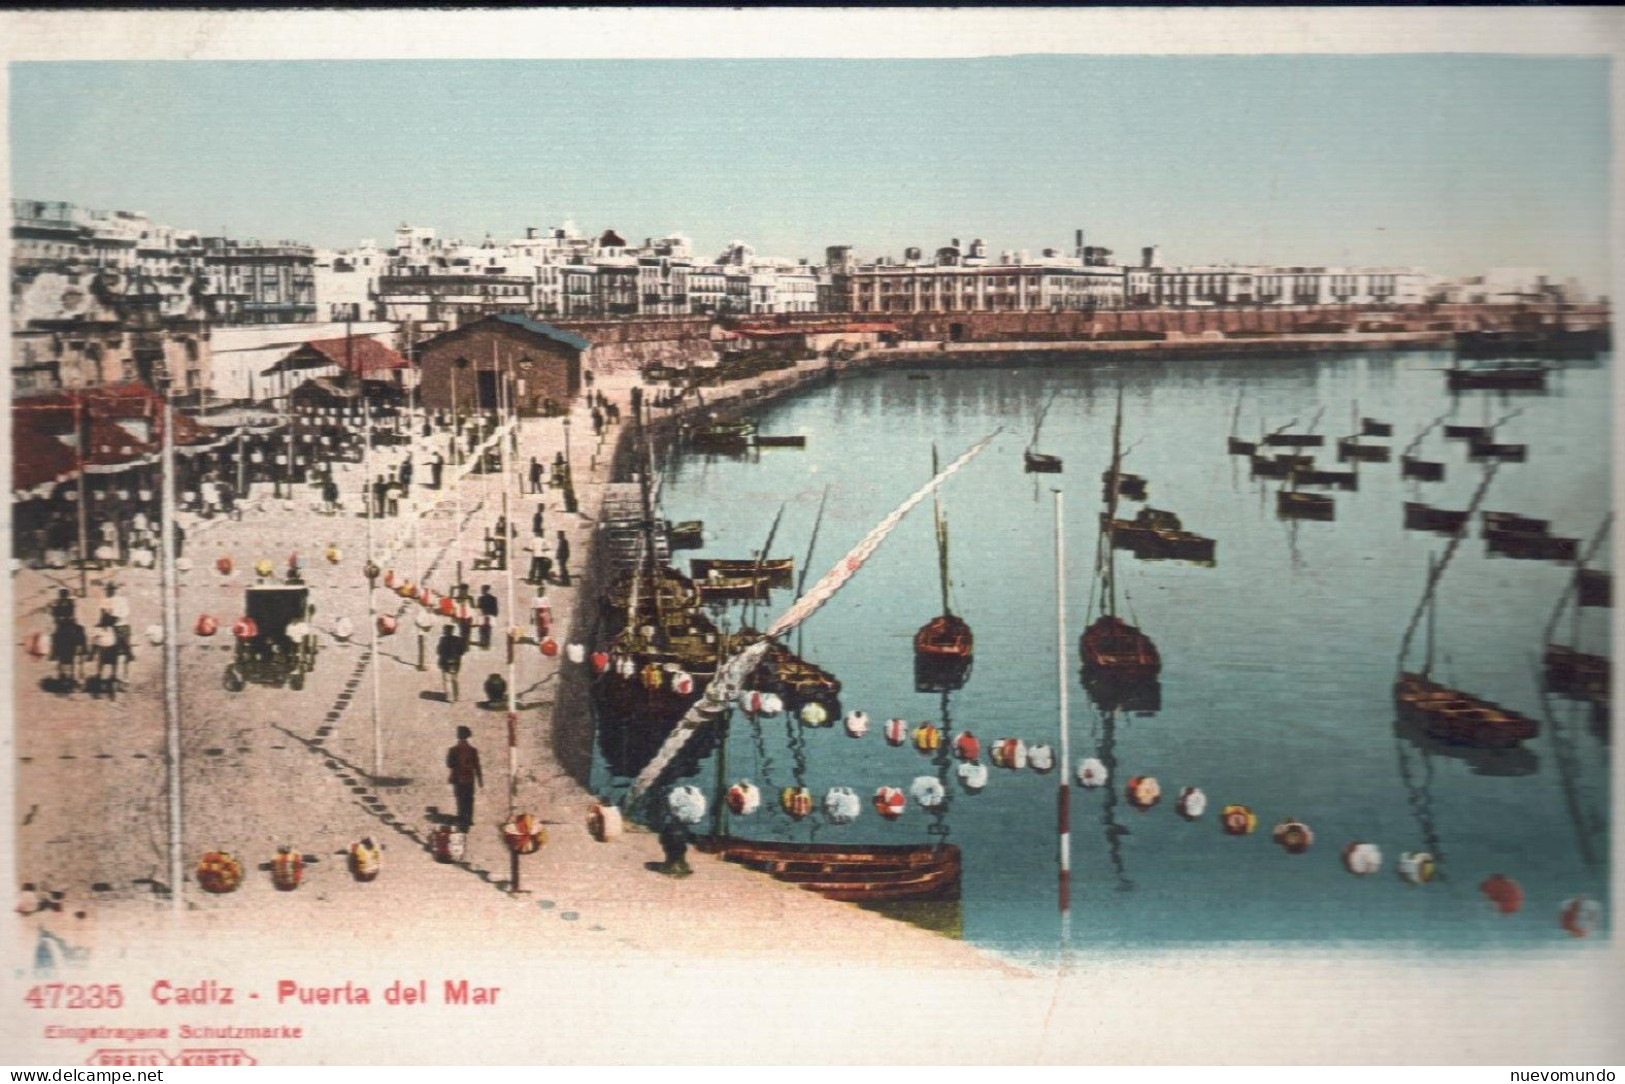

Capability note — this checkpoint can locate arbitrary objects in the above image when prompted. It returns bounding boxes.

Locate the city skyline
[9,55,1612,287]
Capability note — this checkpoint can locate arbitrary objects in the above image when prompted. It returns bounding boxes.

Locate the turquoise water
[594,351,1611,958]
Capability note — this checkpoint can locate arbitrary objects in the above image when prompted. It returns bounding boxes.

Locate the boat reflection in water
[1391,711,1539,777]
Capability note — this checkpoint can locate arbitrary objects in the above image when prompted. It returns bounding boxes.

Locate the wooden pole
[159,374,183,912]
[1054,489,1070,921]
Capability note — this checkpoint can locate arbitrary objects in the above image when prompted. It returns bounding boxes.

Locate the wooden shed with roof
[415,314,589,417]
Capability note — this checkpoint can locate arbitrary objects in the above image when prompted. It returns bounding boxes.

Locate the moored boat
[1082,388,1162,686]
[1400,456,1445,482]
[690,418,758,451]
[1290,464,1358,490]
[1361,417,1393,437]
[697,838,962,903]
[1277,489,1334,521]
[1023,391,1063,474]
[690,556,794,587]
[915,446,974,673]
[1394,672,1539,748]
[1446,365,1549,391]
[1404,502,1470,535]
[1486,531,1578,563]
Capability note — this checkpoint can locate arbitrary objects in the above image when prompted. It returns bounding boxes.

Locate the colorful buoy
[991,739,1027,770]
[195,851,244,894]
[913,722,942,754]
[1176,787,1207,820]
[725,781,761,816]
[1220,804,1258,835]
[1560,897,1600,938]
[799,701,828,726]
[376,614,398,636]
[953,731,981,762]
[1272,818,1314,854]
[1397,852,1437,885]
[587,803,623,843]
[1126,775,1162,811]
[1479,874,1523,915]
[884,718,908,746]
[431,825,465,863]
[216,556,234,577]
[254,559,274,579]
[823,787,861,825]
[1076,758,1108,788]
[349,838,382,881]
[270,847,305,891]
[671,670,694,696]
[194,614,219,638]
[844,710,870,738]
[873,786,906,820]
[1342,842,1383,876]
[780,786,814,820]
[667,785,707,826]
[231,616,259,640]
[909,776,946,809]
[760,692,786,716]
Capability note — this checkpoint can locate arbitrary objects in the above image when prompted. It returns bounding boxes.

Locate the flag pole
[158,370,183,912]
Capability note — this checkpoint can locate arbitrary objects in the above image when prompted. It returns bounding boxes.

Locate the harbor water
[591,350,1611,960]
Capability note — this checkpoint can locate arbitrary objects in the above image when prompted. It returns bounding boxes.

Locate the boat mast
[1423,553,1436,677]
[633,388,662,637]
[794,485,831,659]
[1103,386,1124,618]
[1229,389,1243,440]
[933,444,951,617]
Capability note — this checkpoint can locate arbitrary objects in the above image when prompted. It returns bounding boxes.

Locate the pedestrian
[430,451,445,490]
[90,616,120,698]
[50,616,86,688]
[528,456,544,495]
[48,588,75,626]
[554,531,571,585]
[525,535,549,586]
[399,455,414,492]
[100,584,132,679]
[386,473,402,517]
[531,503,545,538]
[476,586,498,649]
[436,624,467,702]
[321,476,340,515]
[172,521,186,560]
[445,725,483,831]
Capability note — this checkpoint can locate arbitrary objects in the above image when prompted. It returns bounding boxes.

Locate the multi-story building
[199,239,318,325]
[313,242,384,322]
[1149,265,1430,307]
[374,226,537,325]
[847,234,1127,315]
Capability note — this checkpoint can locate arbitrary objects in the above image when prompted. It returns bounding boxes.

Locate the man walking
[525,534,550,586]
[429,451,445,490]
[554,530,571,586]
[528,456,544,495]
[445,726,483,832]
[476,585,499,649]
[436,624,467,702]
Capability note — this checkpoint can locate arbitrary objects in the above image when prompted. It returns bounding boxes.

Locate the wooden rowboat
[698,838,962,903]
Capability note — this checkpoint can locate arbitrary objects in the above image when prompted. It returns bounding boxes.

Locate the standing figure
[90,616,120,698]
[100,584,132,679]
[436,624,467,702]
[476,586,499,649]
[445,726,483,832]
[554,531,571,586]
[531,503,545,538]
[50,616,86,688]
[528,456,544,495]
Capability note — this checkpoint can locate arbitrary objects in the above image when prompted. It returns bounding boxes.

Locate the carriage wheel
[223,667,246,693]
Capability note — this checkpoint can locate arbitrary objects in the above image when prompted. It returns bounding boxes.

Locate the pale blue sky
[9,57,1612,285]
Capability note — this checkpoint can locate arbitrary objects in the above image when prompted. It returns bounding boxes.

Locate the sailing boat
[1024,391,1063,473]
[1393,468,1539,750]
[1543,516,1612,707]
[915,445,974,688]
[1081,388,1161,693]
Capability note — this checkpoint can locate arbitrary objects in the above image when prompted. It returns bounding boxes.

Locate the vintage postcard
[2,8,1622,1066]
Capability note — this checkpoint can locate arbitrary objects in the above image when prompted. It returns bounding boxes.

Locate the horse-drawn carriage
[223,584,319,692]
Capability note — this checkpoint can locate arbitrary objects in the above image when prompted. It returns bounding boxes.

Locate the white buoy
[956,762,989,792]
[823,787,861,825]
[1076,758,1109,788]
[667,785,707,825]
[844,710,870,737]
[909,776,946,809]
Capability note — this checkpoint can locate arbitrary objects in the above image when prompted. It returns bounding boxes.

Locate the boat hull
[699,838,962,903]
[1024,451,1063,473]
[1393,672,1538,748]
[1080,615,1161,681]
[1400,456,1445,482]
[1277,491,1335,521]
[1544,645,1611,705]
[1404,502,1470,535]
